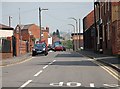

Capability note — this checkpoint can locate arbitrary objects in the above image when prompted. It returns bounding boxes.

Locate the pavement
[77,50,120,72]
[0,53,32,67]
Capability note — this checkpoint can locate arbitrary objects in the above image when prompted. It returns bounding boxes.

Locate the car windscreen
[34,43,46,48]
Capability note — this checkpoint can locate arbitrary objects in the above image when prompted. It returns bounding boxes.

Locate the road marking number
[103,84,119,87]
[90,83,95,87]
[50,82,82,87]
[67,82,81,87]
[50,82,64,87]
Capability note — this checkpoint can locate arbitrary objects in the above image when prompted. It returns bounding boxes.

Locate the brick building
[99,1,112,54]
[14,24,40,56]
[71,33,83,51]
[41,27,49,46]
[83,10,95,50]
[111,2,120,54]
[94,0,120,55]
[83,1,120,55]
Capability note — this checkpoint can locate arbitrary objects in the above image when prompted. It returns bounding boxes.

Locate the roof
[21,24,34,30]
[0,24,14,30]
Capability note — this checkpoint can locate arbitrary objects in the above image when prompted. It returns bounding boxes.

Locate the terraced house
[83,0,120,55]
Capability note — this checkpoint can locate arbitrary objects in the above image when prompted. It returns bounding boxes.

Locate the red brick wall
[20,41,27,55]
[0,53,12,60]
[29,25,40,39]
[84,10,94,30]
[111,20,120,55]
[42,32,48,46]
[21,30,29,41]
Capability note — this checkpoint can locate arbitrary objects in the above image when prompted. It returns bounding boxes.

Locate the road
[2,51,120,89]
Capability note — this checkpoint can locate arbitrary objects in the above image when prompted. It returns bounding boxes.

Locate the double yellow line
[92,60,120,81]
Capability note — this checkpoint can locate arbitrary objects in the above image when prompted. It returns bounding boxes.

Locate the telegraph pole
[8,16,12,27]
[19,8,21,55]
[39,7,48,41]
[39,7,41,41]
[79,19,81,48]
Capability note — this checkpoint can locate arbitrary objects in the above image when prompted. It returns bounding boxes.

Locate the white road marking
[49,62,53,65]
[103,84,120,87]
[43,65,48,69]
[34,70,43,77]
[50,82,64,86]
[20,80,32,88]
[90,83,95,87]
[53,60,56,62]
[67,82,81,87]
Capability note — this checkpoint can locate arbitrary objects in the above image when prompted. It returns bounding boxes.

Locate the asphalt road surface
[2,51,120,89]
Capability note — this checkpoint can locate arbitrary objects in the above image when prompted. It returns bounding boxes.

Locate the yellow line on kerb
[0,57,32,67]
[92,60,120,81]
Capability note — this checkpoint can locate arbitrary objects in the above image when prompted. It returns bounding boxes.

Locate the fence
[2,39,11,53]
[0,38,12,59]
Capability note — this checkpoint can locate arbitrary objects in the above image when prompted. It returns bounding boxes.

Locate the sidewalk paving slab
[0,53,32,66]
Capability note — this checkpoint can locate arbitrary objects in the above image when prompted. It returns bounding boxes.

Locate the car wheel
[32,52,36,56]
[32,53,36,56]
[44,52,48,56]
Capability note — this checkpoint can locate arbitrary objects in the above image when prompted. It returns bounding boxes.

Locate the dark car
[32,42,48,56]
[62,46,66,51]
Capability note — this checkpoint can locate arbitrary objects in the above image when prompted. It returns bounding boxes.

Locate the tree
[53,31,56,36]
[56,29,60,38]
[66,40,73,49]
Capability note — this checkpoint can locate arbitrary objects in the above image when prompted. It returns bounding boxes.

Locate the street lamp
[39,7,48,41]
[68,17,78,50]
[68,24,76,51]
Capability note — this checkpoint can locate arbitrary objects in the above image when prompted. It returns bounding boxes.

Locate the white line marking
[43,65,48,69]
[34,70,43,77]
[20,80,32,88]
[53,60,56,62]
[90,83,95,87]
[49,62,53,65]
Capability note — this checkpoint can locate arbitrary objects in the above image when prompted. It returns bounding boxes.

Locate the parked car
[32,42,48,56]
[54,44,63,51]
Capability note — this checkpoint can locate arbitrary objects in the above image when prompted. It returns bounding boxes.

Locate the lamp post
[39,7,48,41]
[68,24,76,51]
[79,18,81,49]
[8,16,12,27]
[69,17,78,50]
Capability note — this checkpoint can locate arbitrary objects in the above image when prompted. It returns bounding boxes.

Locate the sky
[1,1,94,33]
